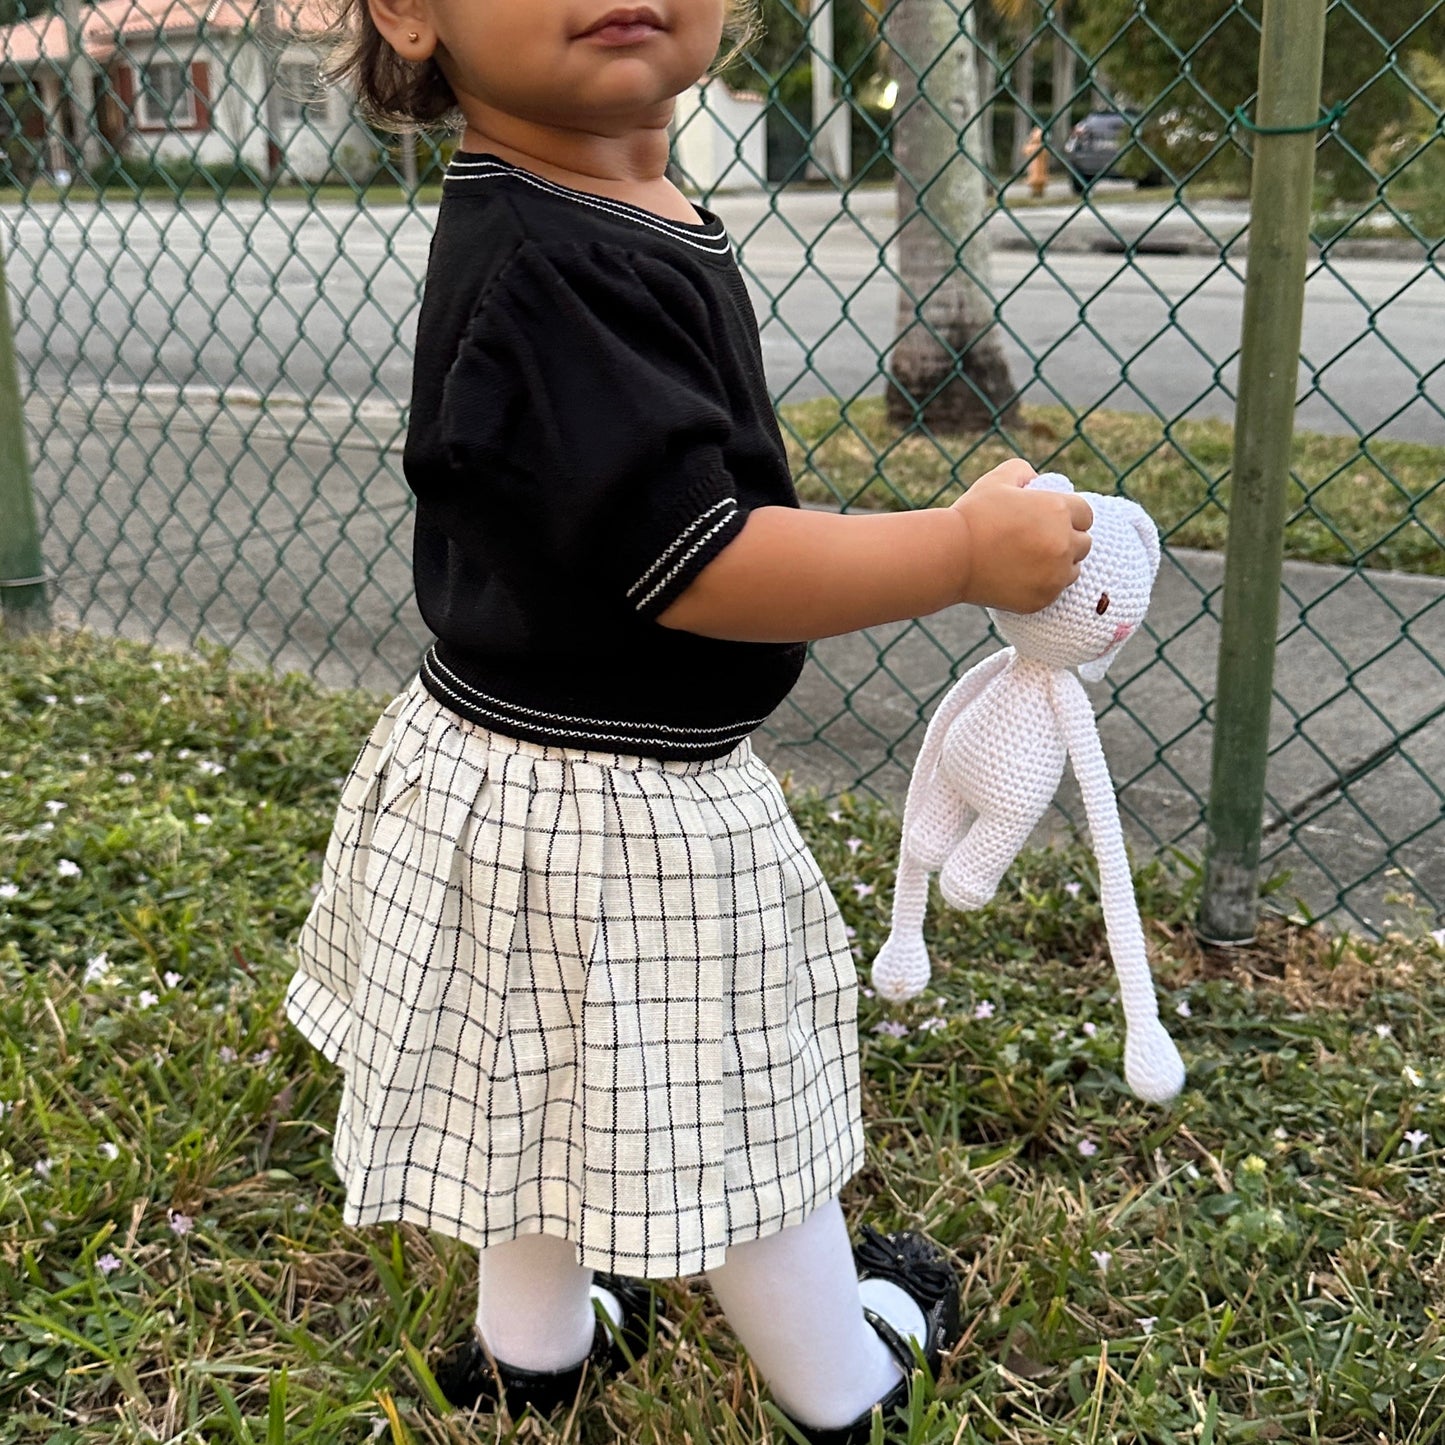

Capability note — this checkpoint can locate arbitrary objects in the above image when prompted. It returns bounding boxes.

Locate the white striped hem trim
[421,648,766,750]
[444,159,734,256]
[631,509,742,613]
[626,498,738,602]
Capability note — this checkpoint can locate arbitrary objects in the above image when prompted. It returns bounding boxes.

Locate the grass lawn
[777,398,1445,578]
[2,630,1444,1444]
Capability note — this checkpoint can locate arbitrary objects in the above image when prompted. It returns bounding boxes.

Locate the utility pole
[57,0,105,175]
[808,0,851,185]
[256,0,286,183]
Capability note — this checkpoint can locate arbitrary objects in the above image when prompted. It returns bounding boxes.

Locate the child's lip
[578,6,665,37]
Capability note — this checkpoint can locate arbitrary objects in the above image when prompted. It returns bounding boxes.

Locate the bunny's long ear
[1124,498,1161,582]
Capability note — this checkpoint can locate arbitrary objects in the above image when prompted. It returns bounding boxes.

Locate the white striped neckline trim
[443,154,734,256]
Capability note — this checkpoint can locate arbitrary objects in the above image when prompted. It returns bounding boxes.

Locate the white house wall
[674,79,766,192]
[127,34,377,184]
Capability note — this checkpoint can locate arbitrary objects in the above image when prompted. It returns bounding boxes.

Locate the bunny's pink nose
[1112,622,1134,644]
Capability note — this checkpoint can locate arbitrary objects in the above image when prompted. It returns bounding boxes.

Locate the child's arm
[657,460,1094,644]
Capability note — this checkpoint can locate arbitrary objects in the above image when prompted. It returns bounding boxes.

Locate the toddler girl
[285,1,1094,1439]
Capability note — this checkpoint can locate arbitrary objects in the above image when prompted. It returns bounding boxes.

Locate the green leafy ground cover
[2,630,1443,1444]
[778,399,1445,578]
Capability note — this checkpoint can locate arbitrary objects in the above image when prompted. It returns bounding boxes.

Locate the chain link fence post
[1198,0,1329,943]
[0,237,49,635]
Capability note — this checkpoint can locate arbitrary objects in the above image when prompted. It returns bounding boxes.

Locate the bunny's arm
[1050,670,1186,1103]
[872,647,1016,1003]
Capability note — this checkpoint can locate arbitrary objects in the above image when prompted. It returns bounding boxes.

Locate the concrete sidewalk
[31,386,1445,934]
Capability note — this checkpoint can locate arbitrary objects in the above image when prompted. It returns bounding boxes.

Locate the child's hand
[951,460,1094,612]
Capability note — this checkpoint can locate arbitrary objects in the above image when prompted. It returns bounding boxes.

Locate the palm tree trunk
[884,0,1019,433]
[1049,11,1077,152]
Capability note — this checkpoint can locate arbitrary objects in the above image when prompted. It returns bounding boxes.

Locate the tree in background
[1071,0,1445,200]
[882,0,1019,432]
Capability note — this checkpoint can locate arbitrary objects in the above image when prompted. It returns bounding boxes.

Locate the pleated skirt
[285,673,864,1277]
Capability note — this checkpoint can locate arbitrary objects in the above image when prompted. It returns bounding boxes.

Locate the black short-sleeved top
[401,150,806,760]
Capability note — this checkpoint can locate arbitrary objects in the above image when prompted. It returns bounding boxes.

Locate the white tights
[474,1200,911,1430]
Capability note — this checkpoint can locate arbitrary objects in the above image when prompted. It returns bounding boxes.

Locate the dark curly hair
[301,2,763,137]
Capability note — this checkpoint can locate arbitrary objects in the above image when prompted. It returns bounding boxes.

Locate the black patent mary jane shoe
[431,1273,661,1418]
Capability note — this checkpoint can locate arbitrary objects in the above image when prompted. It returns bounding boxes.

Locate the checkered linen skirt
[285,675,864,1278]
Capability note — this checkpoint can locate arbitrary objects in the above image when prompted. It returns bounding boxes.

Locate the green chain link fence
[0,0,1440,934]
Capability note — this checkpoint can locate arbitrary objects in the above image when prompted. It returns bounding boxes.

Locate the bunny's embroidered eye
[1096,593,1111,615]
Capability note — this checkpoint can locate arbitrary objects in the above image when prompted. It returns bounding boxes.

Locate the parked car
[1063,110,1166,191]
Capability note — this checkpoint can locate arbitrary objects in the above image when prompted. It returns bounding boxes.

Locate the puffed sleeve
[437,238,749,621]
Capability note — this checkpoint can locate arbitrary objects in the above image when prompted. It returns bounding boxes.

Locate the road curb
[991,230,1430,261]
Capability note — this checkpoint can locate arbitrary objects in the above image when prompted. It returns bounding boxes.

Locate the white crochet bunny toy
[871,473,1186,1104]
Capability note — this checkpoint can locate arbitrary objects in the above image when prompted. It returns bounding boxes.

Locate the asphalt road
[6,187,1442,932]
[3,187,1442,443]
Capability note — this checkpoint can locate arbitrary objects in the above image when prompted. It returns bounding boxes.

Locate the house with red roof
[0,0,381,185]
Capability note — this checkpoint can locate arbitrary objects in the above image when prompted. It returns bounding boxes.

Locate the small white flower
[36,821,54,835]
[1404,1066,1423,1088]
[309,881,322,897]
[193,813,212,827]
[1082,1021,1097,1038]
[41,1219,56,1234]
[1090,1249,1111,1272]
[1375,1023,1393,1039]
[1136,1316,1158,1335]
[0,882,18,900]
[163,970,182,989]
[918,1016,947,1034]
[96,1252,122,1275]
[84,952,111,984]
[197,760,226,777]
[827,810,843,824]
[1077,1138,1098,1157]
[974,1000,996,1020]
[133,751,154,763]
[35,1157,54,1180]
[218,1045,238,1063]
[175,749,192,760]
[852,882,874,900]
[1430,928,1445,949]
[1273,1126,1289,1141]
[844,924,856,939]
[56,858,82,878]
[44,800,66,816]
[1184,1163,1201,1180]
[116,771,136,785]
[72,695,88,705]
[1404,1129,1429,1153]
[98,1142,119,1161]
[251,1048,274,1065]
[371,1420,388,1440]
[76,751,91,763]
[860,987,874,1000]
[872,1020,908,1039]
[846,837,863,855]
[159,693,172,704]
[137,989,159,1009]
[168,1210,194,1236]
[151,661,166,672]
[1175,999,1193,1018]
[40,693,57,705]
[1064,881,1082,898]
